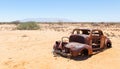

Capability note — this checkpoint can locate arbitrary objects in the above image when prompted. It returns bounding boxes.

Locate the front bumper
[53,50,72,57]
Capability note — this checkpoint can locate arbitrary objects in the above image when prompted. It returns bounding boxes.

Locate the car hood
[65,42,87,50]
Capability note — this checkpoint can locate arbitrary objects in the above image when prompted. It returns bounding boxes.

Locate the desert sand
[0,23,120,69]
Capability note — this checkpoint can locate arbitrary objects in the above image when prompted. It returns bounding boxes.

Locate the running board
[53,50,71,57]
[93,48,101,52]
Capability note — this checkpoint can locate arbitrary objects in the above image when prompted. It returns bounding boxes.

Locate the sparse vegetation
[17,22,40,30]
[21,34,28,37]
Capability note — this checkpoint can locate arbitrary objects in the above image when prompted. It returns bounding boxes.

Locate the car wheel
[107,43,112,48]
[81,49,88,57]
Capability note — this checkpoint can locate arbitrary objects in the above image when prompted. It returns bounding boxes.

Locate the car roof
[73,28,102,31]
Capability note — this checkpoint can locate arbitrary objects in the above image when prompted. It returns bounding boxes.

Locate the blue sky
[0,0,120,22]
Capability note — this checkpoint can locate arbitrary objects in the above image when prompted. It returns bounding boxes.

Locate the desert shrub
[91,23,100,26]
[11,21,20,25]
[110,32,115,37]
[21,34,28,37]
[57,22,63,25]
[17,22,40,30]
[104,32,110,37]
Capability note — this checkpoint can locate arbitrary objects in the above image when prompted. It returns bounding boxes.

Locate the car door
[99,31,106,48]
[91,30,101,49]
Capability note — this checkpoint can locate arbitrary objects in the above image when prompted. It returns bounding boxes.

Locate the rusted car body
[53,29,112,57]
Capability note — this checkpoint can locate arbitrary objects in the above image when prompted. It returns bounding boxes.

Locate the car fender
[105,38,112,46]
[65,42,92,56]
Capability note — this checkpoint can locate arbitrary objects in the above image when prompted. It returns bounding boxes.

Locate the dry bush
[21,34,28,37]
[17,22,40,30]
[104,32,110,37]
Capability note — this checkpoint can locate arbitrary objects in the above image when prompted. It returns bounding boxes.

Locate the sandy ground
[0,24,120,69]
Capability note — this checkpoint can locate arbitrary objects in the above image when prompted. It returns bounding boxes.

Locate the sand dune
[0,24,120,69]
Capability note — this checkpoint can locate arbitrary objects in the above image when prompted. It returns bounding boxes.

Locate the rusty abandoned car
[53,29,112,57]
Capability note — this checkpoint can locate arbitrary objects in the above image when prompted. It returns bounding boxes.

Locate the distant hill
[20,18,73,22]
